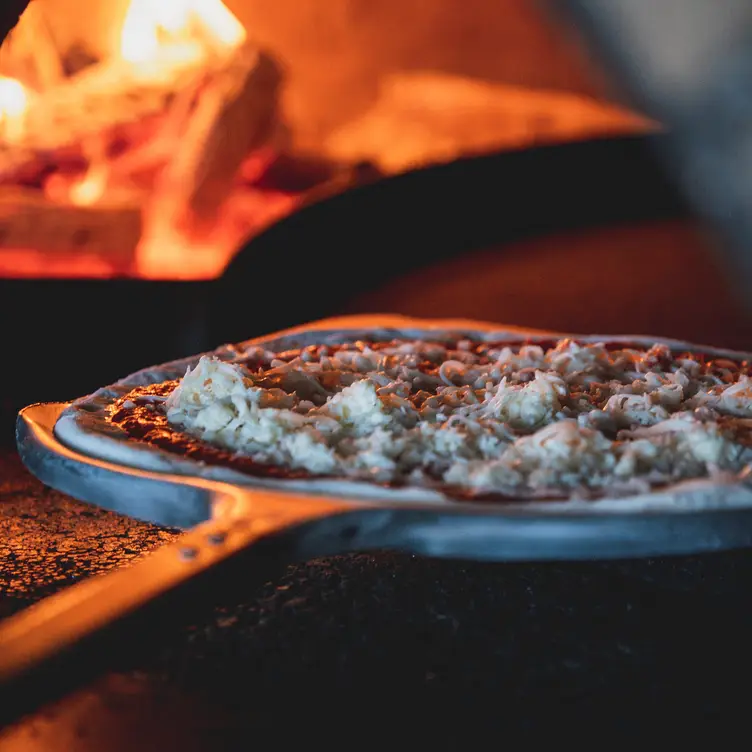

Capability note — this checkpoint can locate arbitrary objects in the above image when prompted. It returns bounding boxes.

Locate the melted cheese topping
[162,339,752,498]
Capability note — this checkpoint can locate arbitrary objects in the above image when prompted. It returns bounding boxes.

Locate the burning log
[152,44,282,237]
[0,187,141,263]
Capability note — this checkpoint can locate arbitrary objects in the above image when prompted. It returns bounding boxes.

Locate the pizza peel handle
[0,485,388,728]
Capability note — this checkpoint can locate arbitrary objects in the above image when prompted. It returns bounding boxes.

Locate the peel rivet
[206,531,227,545]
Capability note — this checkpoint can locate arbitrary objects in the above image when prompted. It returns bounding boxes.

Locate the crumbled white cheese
[604,393,670,427]
[157,338,752,498]
[512,420,617,484]
[167,356,257,412]
[495,344,545,370]
[613,438,661,478]
[279,432,337,474]
[320,379,393,436]
[443,457,524,492]
[443,421,617,492]
[166,357,329,471]
[715,376,752,417]
[677,423,741,469]
[545,339,610,375]
[481,371,566,430]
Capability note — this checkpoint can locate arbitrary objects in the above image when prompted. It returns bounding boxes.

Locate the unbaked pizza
[54,316,752,508]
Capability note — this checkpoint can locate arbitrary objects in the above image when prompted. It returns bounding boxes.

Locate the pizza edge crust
[52,314,752,514]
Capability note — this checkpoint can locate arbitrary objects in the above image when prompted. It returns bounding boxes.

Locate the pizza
[53,315,752,511]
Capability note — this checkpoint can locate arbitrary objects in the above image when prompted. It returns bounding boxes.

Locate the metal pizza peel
[5,313,752,726]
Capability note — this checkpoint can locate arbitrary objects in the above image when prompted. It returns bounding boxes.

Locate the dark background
[0,2,24,39]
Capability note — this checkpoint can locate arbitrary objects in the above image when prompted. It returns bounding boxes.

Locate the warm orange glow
[67,138,111,207]
[120,0,246,63]
[136,184,297,280]
[0,248,126,279]
[0,0,283,280]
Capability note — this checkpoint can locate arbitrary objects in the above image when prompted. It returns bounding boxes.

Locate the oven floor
[1,447,752,745]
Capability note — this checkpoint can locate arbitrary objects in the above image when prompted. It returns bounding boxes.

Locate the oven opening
[0,0,654,283]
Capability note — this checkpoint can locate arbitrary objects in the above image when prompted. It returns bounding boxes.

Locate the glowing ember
[68,164,108,207]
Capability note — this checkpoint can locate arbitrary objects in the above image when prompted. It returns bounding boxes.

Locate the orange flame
[68,162,109,207]
[69,0,246,209]
[120,0,246,63]
[0,76,29,142]
[0,77,27,118]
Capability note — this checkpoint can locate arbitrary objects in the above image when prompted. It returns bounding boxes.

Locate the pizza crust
[53,314,752,514]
